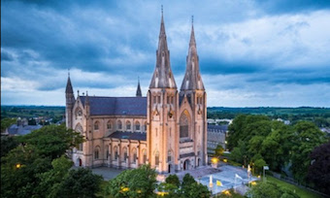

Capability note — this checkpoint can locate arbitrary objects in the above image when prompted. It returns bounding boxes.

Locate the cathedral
[65,12,207,174]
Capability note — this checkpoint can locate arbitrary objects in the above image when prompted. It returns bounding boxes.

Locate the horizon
[2,104,330,109]
[2,1,330,107]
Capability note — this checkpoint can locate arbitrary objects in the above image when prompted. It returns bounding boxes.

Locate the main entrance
[183,159,190,170]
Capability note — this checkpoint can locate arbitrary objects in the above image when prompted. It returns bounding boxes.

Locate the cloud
[1,49,14,62]
[1,0,330,107]
[254,0,330,14]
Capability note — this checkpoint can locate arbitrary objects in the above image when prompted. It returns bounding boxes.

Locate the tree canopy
[306,140,330,195]
[1,124,85,198]
[227,115,328,184]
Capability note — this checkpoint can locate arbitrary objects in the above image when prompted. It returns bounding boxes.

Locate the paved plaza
[91,164,258,195]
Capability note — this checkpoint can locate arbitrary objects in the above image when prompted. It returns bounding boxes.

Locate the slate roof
[7,124,43,136]
[207,125,228,132]
[80,96,147,116]
[108,131,146,141]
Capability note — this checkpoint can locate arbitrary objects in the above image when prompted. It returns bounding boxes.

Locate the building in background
[207,125,228,154]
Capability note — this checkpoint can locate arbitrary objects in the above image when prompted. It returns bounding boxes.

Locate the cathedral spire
[189,16,196,47]
[149,6,177,89]
[136,77,142,97]
[65,71,74,94]
[180,18,205,91]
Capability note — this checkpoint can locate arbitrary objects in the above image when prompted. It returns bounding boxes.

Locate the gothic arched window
[179,112,189,138]
[94,146,100,159]
[94,121,99,131]
[117,120,122,130]
[132,148,137,163]
[114,146,118,160]
[135,121,140,131]
[123,147,127,161]
[168,150,172,162]
[155,151,159,166]
[107,120,112,130]
[126,121,131,130]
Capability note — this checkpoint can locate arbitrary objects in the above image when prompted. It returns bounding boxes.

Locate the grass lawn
[266,176,322,198]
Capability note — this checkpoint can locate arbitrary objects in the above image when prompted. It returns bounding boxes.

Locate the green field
[266,176,323,198]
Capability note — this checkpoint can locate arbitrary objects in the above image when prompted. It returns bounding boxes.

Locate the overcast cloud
[1,0,330,107]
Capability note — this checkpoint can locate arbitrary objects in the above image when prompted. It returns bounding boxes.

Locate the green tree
[214,144,224,158]
[35,155,73,197]
[181,173,196,189]
[1,136,19,158]
[1,144,52,198]
[20,124,84,160]
[104,164,157,198]
[252,155,267,175]
[230,140,249,166]
[180,173,211,198]
[1,118,16,133]
[248,181,299,198]
[215,189,244,198]
[290,121,327,183]
[157,182,180,198]
[306,140,330,195]
[54,168,103,198]
[1,124,84,198]
[181,182,211,198]
[165,174,180,188]
[260,121,293,171]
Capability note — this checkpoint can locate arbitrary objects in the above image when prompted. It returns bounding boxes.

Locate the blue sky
[1,0,330,107]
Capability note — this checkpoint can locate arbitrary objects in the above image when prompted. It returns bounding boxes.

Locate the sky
[1,0,330,107]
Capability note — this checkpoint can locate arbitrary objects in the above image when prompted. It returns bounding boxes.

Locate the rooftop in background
[6,124,42,136]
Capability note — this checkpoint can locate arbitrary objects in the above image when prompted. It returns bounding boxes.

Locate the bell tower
[147,7,179,173]
[179,17,207,166]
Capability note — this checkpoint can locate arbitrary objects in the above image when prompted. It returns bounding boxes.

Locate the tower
[179,17,207,166]
[136,77,142,97]
[147,8,179,173]
[65,72,75,129]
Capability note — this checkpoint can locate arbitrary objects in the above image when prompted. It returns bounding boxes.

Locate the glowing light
[157,192,169,196]
[211,157,219,164]
[120,187,129,192]
[16,164,21,169]
[250,181,257,186]
[223,158,228,163]
[222,190,231,195]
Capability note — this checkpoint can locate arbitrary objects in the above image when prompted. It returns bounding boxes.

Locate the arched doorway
[183,159,190,170]
[197,158,201,167]
[77,158,82,166]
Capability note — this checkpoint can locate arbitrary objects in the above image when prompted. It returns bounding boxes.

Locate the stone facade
[66,12,207,173]
[207,125,228,154]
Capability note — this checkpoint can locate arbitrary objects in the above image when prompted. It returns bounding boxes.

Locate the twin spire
[149,8,176,89]
[149,8,204,91]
